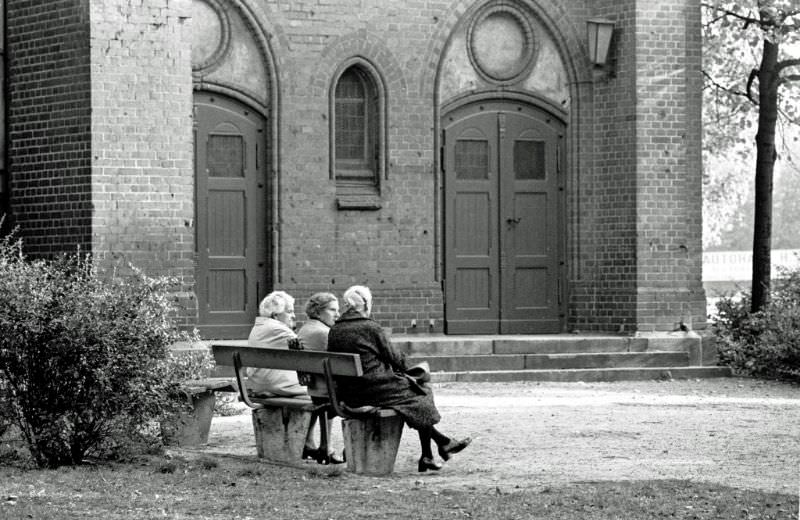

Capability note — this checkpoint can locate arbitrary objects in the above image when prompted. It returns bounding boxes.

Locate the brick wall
[88,0,196,325]
[6,0,92,256]
[269,4,444,333]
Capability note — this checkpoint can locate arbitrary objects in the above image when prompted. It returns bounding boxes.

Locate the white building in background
[703,249,800,316]
[703,249,800,285]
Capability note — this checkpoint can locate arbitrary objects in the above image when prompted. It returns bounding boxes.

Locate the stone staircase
[206,332,731,383]
[393,333,731,383]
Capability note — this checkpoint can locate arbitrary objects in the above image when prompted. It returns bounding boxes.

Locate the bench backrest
[211,344,363,377]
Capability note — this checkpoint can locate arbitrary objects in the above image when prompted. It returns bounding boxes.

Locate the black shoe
[438,437,472,461]
[327,452,345,464]
[312,450,344,465]
[302,446,319,461]
[418,456,443,473]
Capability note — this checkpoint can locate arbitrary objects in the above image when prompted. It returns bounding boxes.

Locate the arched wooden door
[443,101,565,334]
[194,92,268,338]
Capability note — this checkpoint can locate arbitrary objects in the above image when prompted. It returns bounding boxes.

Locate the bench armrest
[232,351,262,410]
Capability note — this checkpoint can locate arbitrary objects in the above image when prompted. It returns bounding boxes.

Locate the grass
[0,452,796,520]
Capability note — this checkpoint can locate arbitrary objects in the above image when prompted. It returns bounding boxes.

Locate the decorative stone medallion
[192,0,231,73]
[467,3,537,84]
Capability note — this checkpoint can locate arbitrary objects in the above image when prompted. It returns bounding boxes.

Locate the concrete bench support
[171,378,237,447]
[343,410,403,475]
[252,400,314,463]
[172,390,217,447]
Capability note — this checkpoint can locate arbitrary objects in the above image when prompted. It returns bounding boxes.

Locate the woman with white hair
[328,285,471,472]
[246,290,307,397]
[247,290,320,459]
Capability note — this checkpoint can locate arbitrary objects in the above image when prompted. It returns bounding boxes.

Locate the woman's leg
[433,425,472,461]
[430,426,450,447]
[417,427,442,472]
[418,427,434,459]
[303,414,318,453]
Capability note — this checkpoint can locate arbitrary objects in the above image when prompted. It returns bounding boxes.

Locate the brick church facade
[0,0,706,339]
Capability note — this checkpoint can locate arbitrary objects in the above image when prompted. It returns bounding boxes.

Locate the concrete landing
[201,331,731,383]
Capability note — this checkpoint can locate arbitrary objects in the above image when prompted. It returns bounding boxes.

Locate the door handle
[506,217,522,225]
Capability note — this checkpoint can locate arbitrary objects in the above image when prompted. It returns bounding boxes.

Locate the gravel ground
[195,377,800,495]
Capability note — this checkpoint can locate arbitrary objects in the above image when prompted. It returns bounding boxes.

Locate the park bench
[211,344,404,475]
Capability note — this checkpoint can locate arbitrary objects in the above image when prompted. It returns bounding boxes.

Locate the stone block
[343,411,404,475]
[252,406,313,464]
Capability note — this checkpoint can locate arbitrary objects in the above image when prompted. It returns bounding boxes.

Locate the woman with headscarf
[327,285,471,472]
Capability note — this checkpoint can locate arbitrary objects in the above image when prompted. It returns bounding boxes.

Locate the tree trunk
[750,36,779,313]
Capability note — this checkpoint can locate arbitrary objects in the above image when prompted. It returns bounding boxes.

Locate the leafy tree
[706,156,800,251]
[702,0,800,312]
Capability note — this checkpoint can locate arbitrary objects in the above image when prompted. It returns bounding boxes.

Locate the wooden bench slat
[250,396,316,410]
[181,378,237,394]
[211,345,363,377]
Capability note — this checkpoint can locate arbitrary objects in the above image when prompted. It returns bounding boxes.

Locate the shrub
[165,349,215,383]
[713,264,800,382]
[214,393,247,417]
[0,232,195,468]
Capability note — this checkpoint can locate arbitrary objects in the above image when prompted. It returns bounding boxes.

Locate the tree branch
[701,2,761,26]
[777,105,800,125]
[777,59,800,74]
[778,75,800,88]
[702,69,752,98]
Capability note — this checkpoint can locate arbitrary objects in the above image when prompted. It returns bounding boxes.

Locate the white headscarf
[342,285,372,316]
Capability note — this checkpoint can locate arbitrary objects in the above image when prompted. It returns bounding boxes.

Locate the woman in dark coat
[327,285,471,472]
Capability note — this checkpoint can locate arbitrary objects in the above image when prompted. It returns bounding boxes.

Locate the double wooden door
[194,93,268,338]
[443,102,564,334]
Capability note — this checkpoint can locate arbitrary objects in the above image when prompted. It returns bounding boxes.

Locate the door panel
[444,102,564,334]
[194,93,267,338]
[499,111,561,333]
[444,115,499,333]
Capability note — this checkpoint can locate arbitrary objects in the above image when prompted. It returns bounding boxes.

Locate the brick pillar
[88,0,195,324]
[634,0,706,331]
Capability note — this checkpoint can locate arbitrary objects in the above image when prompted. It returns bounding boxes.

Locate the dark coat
[327,309,440,429]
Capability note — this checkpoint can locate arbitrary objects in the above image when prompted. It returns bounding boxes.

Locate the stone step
[430,366,732,383]
[410,351,690,372]
[394,335,643,356]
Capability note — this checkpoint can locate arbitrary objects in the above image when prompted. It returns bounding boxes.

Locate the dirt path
[194,377,800,495]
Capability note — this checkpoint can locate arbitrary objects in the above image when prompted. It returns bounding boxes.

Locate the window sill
[336,194,382,211]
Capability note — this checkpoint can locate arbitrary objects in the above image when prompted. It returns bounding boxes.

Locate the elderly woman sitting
[327,285,471,472]
[296,291,343,464]
[246,290,322,460]
[246,290,306,397]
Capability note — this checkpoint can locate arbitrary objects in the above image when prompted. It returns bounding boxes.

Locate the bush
[712,265,800,382]
[0,232,196,468]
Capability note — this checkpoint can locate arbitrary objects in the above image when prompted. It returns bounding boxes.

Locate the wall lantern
[586,18,615,72]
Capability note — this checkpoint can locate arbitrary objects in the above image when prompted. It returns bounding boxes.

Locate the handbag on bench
[288,338,314,386]
[403,361,431,395]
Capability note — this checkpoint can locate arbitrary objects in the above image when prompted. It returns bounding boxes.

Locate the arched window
[331,62,384,207]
